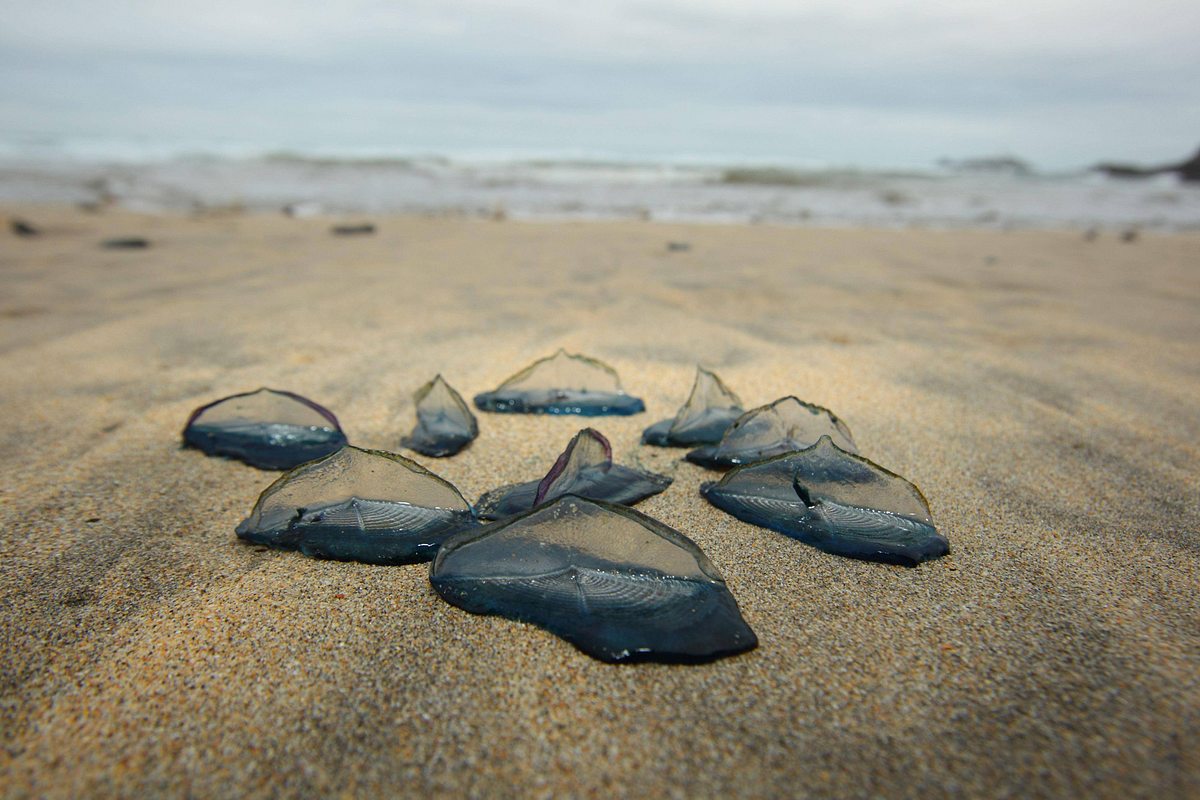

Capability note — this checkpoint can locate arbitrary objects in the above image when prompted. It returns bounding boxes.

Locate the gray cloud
[1,0,1197,166]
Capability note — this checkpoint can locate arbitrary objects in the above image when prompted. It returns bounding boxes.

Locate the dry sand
[1,206,1198,798]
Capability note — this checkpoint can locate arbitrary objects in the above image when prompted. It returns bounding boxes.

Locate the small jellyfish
[474,348,645,416]
[686,395,856,470]
[236,445,477,565]
[701,435,948,566]
[642,366,743,447]
[400,375,478,457]
[475,428,671,520]
[183,388,348,470]
[430,496,758,663]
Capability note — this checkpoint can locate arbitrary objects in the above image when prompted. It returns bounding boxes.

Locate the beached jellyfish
[475,428,671,520]
[236,446,477,564]
[400,375,478,457]
[642,366,743,447]
[182,388,348,470]
[701,435,948,566]
[430,496,758,663]
[686,396,856,470]
[474,349,645,416]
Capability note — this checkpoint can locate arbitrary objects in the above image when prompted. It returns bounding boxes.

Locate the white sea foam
[0,137,1196,230]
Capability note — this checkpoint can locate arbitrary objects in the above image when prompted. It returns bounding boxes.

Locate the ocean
[1,136,1197,231]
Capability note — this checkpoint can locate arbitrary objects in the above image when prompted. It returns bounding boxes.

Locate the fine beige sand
[1,206,1198,798]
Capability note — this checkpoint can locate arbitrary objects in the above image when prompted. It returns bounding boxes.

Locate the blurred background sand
[0,206,1197,797]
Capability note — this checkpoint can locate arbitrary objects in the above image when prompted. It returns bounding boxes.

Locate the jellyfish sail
[401,375,478,457]
[475,428,671,520]
[642,366,743,447]
[182,388,347,470]
[430,496,758,663]
[701,436,948,566]
[474,349,645,416]
[686,396,856,469]
[236,446,477,564]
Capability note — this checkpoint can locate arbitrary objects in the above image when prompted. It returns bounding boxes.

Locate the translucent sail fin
[474,349,645,416]
[642,366,743,446]
[686,396,856,469]
[235,446,476,564]
[475,429,671,520]
[430,497,757,663]
[701,436,948,566]
[183,387,347,470]
[401,375,478,457]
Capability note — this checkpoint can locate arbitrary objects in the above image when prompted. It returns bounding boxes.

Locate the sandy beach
[1,205,1197,798]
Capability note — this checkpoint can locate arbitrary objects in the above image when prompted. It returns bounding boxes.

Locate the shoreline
[6,201,1195,236]
[4,151,1198,232]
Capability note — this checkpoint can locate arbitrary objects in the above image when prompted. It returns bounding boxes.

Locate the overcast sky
[1,0,1197,167]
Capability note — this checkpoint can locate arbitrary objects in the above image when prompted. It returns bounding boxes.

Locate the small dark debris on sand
[331,223,376,236]
[666,241,691,252]
[11,219,39,237]
[1120,228,1139,243]
[102,237,150,249]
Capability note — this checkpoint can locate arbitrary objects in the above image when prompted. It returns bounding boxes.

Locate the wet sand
[1,206,1198,798]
